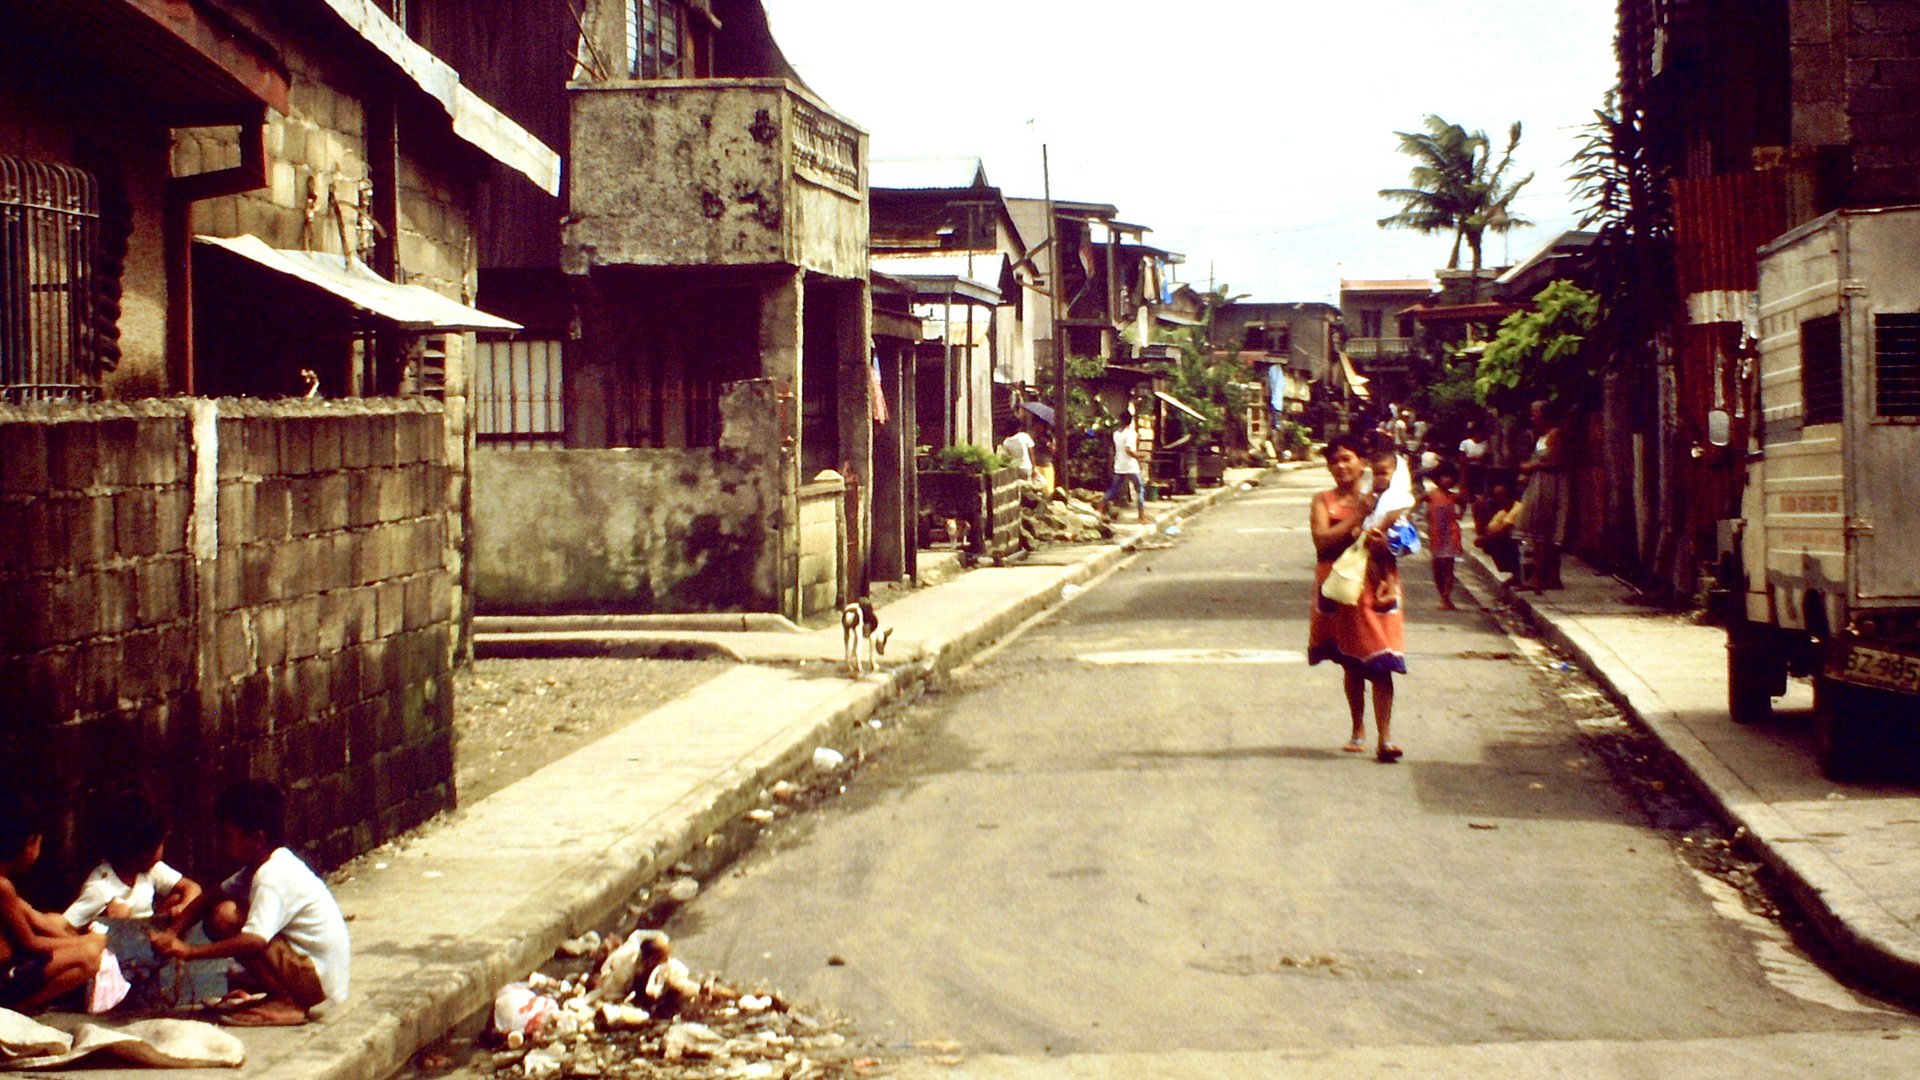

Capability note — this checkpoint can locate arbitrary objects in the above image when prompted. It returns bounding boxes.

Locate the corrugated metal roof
[869,158,989,191]
[1340,279,1432,292]
[871,250,1004,285]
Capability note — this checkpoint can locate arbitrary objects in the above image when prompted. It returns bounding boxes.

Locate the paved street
[660,469,1920,1075]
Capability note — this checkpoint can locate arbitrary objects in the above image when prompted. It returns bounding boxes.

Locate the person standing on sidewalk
[1308,432,1406,763]
[1102,411,1149,525]
[1515,399,1570,592]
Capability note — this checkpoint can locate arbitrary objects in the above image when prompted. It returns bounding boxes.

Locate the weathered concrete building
[0,0,556,883]
[1339,279,1431,407]
[462,0,874,620]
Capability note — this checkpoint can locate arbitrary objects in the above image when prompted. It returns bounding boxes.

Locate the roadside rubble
[476,928,870,1080]
[1020,488,1114,544]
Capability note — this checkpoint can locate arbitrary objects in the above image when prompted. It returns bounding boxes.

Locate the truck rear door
[1847,210,1920,603]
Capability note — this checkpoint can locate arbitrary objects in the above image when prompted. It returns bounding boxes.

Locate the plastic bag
[87,947,131,1014]
[1320,542,1368,606]
[492,982,557,1040]
[1386,518,1421,557]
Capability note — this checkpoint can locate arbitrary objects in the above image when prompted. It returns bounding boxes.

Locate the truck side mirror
[1707,409,1732,447]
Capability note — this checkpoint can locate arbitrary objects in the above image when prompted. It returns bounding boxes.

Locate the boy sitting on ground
[63,792,202,934]
[151,781,350,1027]
[0,790,105,1013]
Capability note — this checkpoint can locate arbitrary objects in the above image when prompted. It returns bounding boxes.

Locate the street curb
[299,473,1266,1080]
[1456,549,1920,1006]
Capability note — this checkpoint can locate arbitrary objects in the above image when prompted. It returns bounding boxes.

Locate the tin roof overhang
[198,234,522,331]
[315,0,560,195]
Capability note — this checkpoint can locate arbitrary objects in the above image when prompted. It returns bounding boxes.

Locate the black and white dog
[841,600,891,679]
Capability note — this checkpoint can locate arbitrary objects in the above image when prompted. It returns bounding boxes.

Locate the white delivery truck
[1723,205,1920,780]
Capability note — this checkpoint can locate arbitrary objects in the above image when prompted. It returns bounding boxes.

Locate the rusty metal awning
[18,0,290,113]
[1153,390,1208,422]
[196,234,521,332]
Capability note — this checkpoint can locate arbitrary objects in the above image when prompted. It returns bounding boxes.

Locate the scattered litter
[1238,481,1254,490]
[869,719,884,729]
[740,994,773,1012]
[1827,792,1849,801]
[1527,782,1545,790]
[746,808,776,822]
[493,982,559,1041]
[1468,822,1499,830]
[1163,525,1182,536]
[520,1048,563,1079]
[373,862,389,870]
[1060,584,1083,600]
[825,956,847,967]
[813,747,846,770]
[665,877,701,903]
[557,931,601,957]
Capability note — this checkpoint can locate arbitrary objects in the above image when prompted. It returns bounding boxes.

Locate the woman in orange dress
[1308,432,1406,762]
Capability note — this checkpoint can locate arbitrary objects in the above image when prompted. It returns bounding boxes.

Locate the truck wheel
[1727,636,1777,725]
[1814,676,1881,782]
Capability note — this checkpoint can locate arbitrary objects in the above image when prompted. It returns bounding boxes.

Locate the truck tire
[1815,675,1881,782]
[1727,635,1777,725]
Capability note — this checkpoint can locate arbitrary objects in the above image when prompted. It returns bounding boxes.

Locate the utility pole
[1045,145,1067,492]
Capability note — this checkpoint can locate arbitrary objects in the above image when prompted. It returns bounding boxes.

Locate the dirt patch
[453,658,735,805]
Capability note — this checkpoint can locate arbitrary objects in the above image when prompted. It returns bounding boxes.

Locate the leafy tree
[1473,280,1601,415]
[1378,115,1534,292]
[1568,92,1674,380]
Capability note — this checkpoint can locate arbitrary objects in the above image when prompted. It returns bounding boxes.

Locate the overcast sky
[761,0,1620,304]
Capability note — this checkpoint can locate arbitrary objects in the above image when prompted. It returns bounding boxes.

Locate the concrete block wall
[208,399,455,870]
[795,475,845,618]
[0,398,457,897]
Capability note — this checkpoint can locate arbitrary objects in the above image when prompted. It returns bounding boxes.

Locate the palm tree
[1378,116,1534,295]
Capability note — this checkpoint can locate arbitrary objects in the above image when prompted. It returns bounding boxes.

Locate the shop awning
[1153,389,1208,422]
[1340,352,1372,400]
[196,234,521,332]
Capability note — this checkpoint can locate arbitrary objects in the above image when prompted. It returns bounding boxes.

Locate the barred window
[474,336,564,447]
[1876,313,1920,418]
[1801,313,1842,426]
[628,0,684,79]
[0,157,118,402]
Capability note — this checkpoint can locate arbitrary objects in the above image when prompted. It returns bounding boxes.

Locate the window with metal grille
[1876,313,1920,418]
[628,0,684,78]
[0,157,113,403]
[1801,313,1842,425]
[474,337,565,447]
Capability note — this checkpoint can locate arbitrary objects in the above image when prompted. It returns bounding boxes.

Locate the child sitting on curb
[0,790,105,1013]
[151,781,350,1027]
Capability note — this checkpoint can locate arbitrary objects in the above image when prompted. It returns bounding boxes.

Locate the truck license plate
[1831,644,1920,694]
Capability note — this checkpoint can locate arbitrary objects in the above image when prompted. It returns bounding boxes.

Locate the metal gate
[0,157,101,402]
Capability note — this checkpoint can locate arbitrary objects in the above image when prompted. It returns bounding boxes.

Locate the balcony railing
[1345,337,1413,360]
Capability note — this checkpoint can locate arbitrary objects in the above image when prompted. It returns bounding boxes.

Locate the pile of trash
[482,929,865,1079]
[1020,487,1114,545]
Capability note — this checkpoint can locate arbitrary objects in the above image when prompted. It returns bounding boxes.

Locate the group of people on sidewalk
[1,781,349,1029]
[1304,401,1572,763]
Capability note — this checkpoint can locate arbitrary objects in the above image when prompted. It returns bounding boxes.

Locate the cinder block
[369,415,398,467]
[310,473,349,533]
[402,576,431,632]
[219,482,255,545]
[375,580,406,639]
[311,419,343,474]
[374,469,410,523]
[46,422,101,492]
[215,610,253,680]
[0,422,49,496]
[267,540,304,602]
[243,417,280,478]
[286,595,321,661]
[255,479,292,541]
[115,488,160,558]
[317,591,348,654]
[216,552,242,609]
[345,470,377,528]
[330,646,363,709]
[134,558,186,627]
[427,573,452,626]
[357,638,388,700]
[282,418,314,476]
[75,637,124,716]
[239,543,272,605]
[254,602,287,669]
[216,417,246,479]
[347,586,377,645]
[340,417,372,470]
[132,417,185,486]
[288,476,320,537]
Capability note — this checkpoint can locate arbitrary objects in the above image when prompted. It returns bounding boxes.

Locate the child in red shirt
[1425,462,1464,611]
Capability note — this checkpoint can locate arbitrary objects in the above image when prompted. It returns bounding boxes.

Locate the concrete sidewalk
[1459,545,1920,1005]
[83,470,1275,1080]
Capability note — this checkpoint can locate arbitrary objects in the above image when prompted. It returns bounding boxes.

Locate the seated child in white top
[63,793,201,934]
[152,781,351,1027]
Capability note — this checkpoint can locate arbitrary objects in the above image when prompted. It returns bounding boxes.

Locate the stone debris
[482,929,876,1079]
[811,747,846,770]
[1020,489,1115,545]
